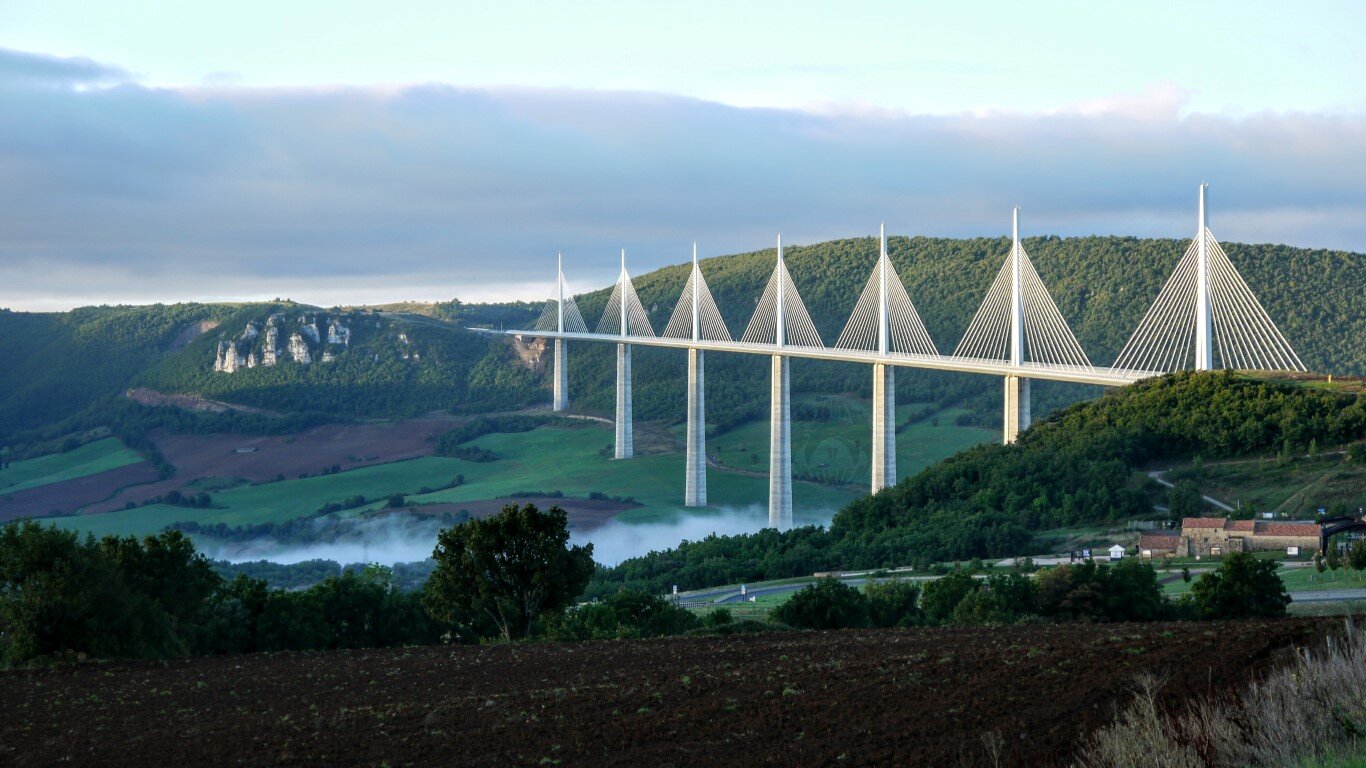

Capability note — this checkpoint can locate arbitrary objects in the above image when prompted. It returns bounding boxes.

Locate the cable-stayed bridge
[487,186,1304,528]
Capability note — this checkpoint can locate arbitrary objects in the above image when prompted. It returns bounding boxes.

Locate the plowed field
[1,620,1327,767]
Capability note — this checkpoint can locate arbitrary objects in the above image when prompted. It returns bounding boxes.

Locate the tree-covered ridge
[588,372,1366,597]
[561,236,1365,428]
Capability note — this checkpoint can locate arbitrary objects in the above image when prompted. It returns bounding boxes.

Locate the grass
[0,438,143,494]
[703,395,994,486]
[1076,619,1366,768]
[38,423,861,538]
[1279,566,1366,592]
[1165,453,1366,517]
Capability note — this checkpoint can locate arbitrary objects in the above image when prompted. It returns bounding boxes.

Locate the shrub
[1190,551,1290,619]
[865,579,922,627]
[921,570,979,624]
[771,579,869,630]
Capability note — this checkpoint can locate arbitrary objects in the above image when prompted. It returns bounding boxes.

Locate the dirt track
[0,620,1327,767]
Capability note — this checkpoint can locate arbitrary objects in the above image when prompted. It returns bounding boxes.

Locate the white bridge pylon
[1112,185,1305,374]
[953,208,1091,443]
[532,254,589,411]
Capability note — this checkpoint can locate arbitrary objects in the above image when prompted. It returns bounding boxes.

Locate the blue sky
[0,1,1362,309]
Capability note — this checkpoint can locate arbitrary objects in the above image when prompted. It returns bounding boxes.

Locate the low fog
[197,507,837,569]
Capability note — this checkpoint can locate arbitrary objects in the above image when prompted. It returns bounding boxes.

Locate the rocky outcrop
[218,343,244,373]
[327,321,350,346]
[288,332,311,364]
[242,322,261,342]
[246,351,258,368]
[261,325,280,367]
[299,317,320,344]
[321,350,336,363]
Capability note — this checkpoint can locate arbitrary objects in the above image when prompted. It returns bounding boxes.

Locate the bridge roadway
[482,329,1158,388]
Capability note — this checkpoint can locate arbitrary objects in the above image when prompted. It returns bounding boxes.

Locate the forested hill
[562,235,1365,427]
[0,300,540,443]
[587,371,1366,597]
[0,236,1359,442]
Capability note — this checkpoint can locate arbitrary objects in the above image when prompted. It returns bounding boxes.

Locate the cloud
[0,47,1362,310]
[0,48,131,88]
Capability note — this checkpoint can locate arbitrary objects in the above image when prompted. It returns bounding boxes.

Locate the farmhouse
[1138,532,1181,558]
[1178,517,1320,557]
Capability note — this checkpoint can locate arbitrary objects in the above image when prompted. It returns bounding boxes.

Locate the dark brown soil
[0,620,1327,768]
[0,463,161,522]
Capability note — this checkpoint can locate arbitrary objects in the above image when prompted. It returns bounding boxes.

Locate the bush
[701,607,733,628]
[921,570,979,624]
[771,579,869,630]
[1190,552,1290,619]
[864,579,922,627]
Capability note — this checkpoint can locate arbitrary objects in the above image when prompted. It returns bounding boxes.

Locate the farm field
[705,396,994,485]
[0,437,143,494]
[0,620,1330,768]
[38,423,859,538]
[1278,565,1366,592]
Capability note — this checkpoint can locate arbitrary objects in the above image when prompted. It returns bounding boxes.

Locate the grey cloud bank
[1,48,1363,310]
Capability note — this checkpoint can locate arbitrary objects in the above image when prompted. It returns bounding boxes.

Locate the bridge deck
[484,329,1157,387]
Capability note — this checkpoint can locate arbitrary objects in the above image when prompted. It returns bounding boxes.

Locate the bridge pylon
[837,223,937,491]
[662,243,728,506]
[597,250,654,459]
[532,254,589,411]
[955,208,1090,443]
[1111,185,1305,374]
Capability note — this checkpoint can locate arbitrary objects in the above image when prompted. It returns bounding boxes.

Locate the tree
[1349,539,1366,571]
[1190,552,1290,619]
[865,579,922,627]
[1168,481,1204,524]
[921,570,979,625]
[423,503,594,642]
[771,579,869,630]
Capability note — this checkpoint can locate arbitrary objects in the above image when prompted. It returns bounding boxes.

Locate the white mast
[877,223,889,356]
[1009,207,1024,367]
[775,235,785,348]
[1195,184,1212,370]
[556,252,564,334]
[619,248,628,338]
[691,243,700,343]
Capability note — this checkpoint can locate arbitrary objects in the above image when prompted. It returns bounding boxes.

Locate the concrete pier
[768,354,792,529]
[552,339,567,411]
[870,363,896,492]
[685,348,706,506]
[1003,374,1030,444]
[615,343,633,458]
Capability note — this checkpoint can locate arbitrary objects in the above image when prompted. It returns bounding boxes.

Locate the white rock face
[261,325,280,367]
[288,332,311,364]
[299,317,320,344]
[242,322,261,342]
[246,351,258,368]
[321,350,336,363]
[213,341,229,372]
[221,344,244,373]
[327,321,350,346]
[398,332,410,345]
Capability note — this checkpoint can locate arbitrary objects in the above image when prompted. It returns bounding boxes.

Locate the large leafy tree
[424,503,595,642]
[1191,552,1291,619]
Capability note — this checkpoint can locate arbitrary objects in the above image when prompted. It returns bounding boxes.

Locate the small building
[1179,517,1320,557]
[1139,533,1181,559]
[1108,544,1125,561]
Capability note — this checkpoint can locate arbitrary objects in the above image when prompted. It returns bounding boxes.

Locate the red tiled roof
[1227,520,1256,532]
[1139,533,1180,550]
[1254,522,1320,537]
[1182,517,1228,529]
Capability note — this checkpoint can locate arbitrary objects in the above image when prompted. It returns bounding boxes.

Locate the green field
[1277,565,1366,592]
[0,438,143,494]
[704,396,994,486]
[401,423,860,524]
[1165,454,1366,517]
[39,422,862,538]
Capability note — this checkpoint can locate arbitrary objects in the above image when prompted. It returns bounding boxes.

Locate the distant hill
[0,236,1360,445]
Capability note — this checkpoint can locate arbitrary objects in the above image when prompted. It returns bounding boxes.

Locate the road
[682,575,1366,608]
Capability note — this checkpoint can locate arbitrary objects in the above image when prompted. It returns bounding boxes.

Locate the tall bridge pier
[871,363,896,492]
[552,339,568,412]
[615,343,633,458]
[685,348,706,505]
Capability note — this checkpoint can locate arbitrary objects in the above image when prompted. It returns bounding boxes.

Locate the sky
[0,0,1363,310]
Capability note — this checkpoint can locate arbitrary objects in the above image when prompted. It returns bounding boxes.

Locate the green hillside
[588,371,1366,597]
[0,236,1360,448]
